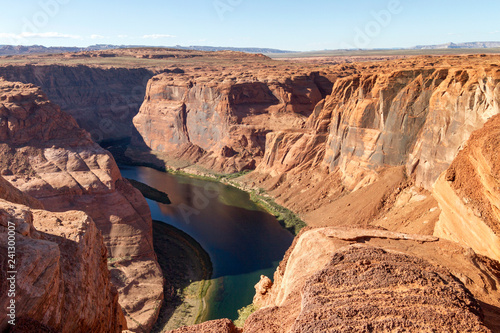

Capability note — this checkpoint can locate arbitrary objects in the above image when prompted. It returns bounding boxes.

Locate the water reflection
[119,165,293,319]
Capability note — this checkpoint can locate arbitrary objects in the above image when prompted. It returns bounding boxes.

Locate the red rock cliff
[433,114,500,262]
[132,55,500,230]
[133,69,332,172]
[0,170,127,332]
[0,78,163,332]
[244,56,500,224]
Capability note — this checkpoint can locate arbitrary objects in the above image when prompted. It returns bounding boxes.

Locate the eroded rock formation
[246,228,500,332]
[131,55,500,230]
[169,319,241,333]
[0,78,163,332]
[249,57,500,221]
[433,114,500,262]
[0,65,154,143]
[0,176,126,332]
[133,70,331,173]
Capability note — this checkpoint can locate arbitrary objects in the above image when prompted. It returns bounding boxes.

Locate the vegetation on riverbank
[249,191,306,235]
[151,221,213,332]
[234,303,258,327]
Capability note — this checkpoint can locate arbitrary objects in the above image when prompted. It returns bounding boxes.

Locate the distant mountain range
[0,44,293,56]
[411,41,500,50]
[0,44,118,56]
[171,45,292,53]
[1,41,500,57]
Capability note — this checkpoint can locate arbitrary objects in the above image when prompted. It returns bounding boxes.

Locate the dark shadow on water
[119,165,294,278]
[150,221,212,332]
[120,165,294,323]
[102,131,168,173]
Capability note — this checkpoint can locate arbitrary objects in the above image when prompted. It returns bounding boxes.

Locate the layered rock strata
[169,319,241,333]
[246,228,500,332]
[433,114,500,262]
[0,176,126,332]
[132,55,500,229]
[0,78,163,332]
[133,70,332,173]
[0,65,154,143]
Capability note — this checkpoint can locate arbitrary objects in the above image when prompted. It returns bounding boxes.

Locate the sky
[0,0,498,51]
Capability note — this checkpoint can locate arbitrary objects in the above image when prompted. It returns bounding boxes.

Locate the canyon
[0,78,162,332]
[0,49,499,332]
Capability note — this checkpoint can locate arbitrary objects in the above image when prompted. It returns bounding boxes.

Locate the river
[119,165,294,321]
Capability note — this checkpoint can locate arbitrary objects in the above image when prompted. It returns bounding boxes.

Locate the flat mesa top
[0,48,499,84]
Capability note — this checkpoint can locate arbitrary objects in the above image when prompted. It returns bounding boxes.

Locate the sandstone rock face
[433,114,500,262]
[168,319,241,333]
[259,58,500,192]
[293,247,487,332]
[0,182,126,332]
[0,175,42,209]
[131,55,500,230]
[133,71,328,173]
[0,65,154,142]
[0,78,163,332]
[246,228,500,332]
[230,56,499,231]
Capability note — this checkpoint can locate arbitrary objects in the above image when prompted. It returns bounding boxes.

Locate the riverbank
[116,147,306,235]
[151,221,213,332]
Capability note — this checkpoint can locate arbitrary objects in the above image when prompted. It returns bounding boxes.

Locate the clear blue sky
[0,0,498,51]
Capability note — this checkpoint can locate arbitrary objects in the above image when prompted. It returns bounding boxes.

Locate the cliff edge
[0,78,163,332]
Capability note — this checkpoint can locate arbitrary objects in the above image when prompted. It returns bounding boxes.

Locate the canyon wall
[433,114,500,262]
[133,70,334,172]
[0,79,163,332]
[0,185,126,332]
[131,55,500,237]
[254,58,500,198]
[134,55,499,189]
[0,65,154,143]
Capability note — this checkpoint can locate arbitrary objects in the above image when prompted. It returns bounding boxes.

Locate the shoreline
[150,220,213,332]
[114,148,299,329]
[116,147,305,235]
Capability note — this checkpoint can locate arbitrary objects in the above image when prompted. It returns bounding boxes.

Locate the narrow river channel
[119,165,294,321]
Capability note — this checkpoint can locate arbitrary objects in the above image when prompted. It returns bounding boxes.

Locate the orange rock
[433,114,500,262]
[0,78,163,332]
[0,182,126,332]
[168,318,240,333]
[247,228,500,332]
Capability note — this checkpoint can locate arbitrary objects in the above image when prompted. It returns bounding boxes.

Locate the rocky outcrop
[292,247,487,332]
[0,65,154,142]
[0,175,42,209]
[0,179,126,332]
[0,78,163,332]
[246,227,500,332]
[433,114,500,262]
